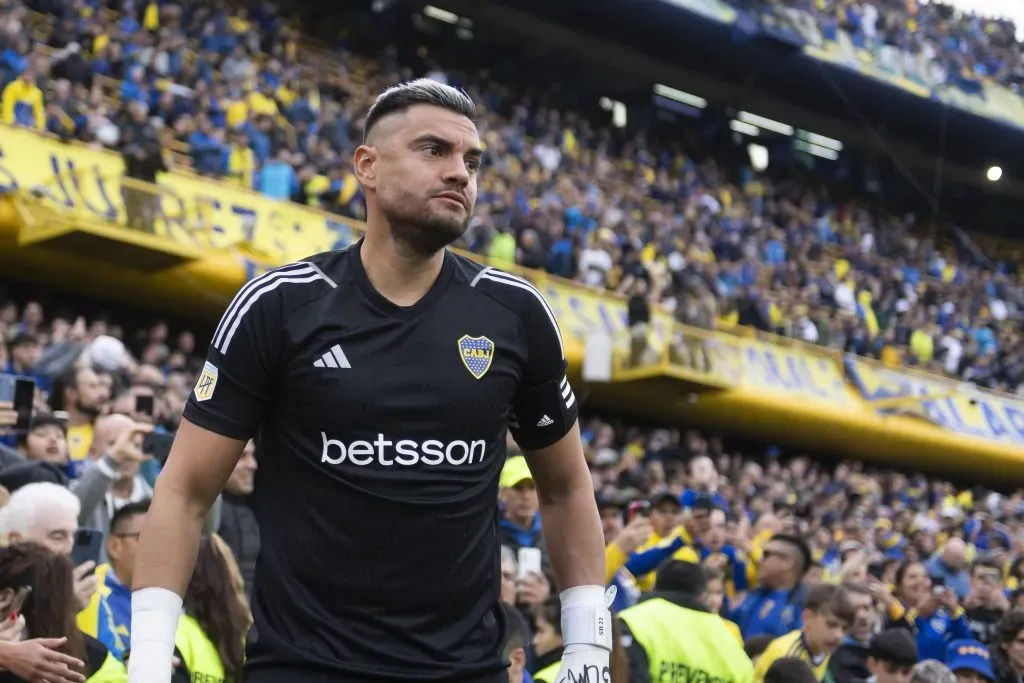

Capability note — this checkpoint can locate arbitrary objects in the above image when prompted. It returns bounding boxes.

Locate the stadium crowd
[3,0,1024,393]
[2,0,1024,680]
[3,297,1024,682]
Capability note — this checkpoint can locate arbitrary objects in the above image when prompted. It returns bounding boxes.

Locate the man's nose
[441,158,470,185]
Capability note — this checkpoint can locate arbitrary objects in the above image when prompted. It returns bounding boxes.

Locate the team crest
[458,335,494,380]
[193,362,219,402]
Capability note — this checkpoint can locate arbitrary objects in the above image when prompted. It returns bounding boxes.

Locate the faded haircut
[363,78,476,142]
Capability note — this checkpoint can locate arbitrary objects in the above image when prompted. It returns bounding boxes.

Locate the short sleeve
[508,286,578,450]
[182,277,285,441]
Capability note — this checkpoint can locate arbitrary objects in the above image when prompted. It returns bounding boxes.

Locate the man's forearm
[133,477,209,595]
[537,484,605,590]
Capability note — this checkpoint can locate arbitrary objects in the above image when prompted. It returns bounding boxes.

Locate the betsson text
[320,432,487,467]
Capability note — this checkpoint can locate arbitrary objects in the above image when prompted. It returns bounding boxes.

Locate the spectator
[928,541,971,600]
[891,561,972,662]
[168,534,250,683]
[866,629,918,683]
[618,561,753,683]
[945,640,995,683]
[499,456,543,554]
[501,602,532,683]
[529,599,563,683]
[829,581,881,683]
[964,558,1009,645]
[763,658,818,683]
[0,542,122,681]
[754,583,854,682]
[218,439,258,598]
[911,660,957,683]
[94,500,149,648]
[991,610,1024,683]
[49,367,108,469]
[13,413,68,468]
[732,534,811,640]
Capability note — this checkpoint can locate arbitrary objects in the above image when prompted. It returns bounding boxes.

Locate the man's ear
[508,647,525,673]
[352,145,378,190]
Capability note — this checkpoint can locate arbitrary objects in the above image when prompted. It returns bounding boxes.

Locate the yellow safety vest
[88,651,127,683]
[534,659,561,683]
[618,598,754,683]
[176,613,227,682]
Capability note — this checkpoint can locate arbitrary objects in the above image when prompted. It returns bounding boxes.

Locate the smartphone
[0,375,35,432]
[517,547,542,580]
[135,395,154,416]
[628,500,652,522]
[5,586,31,621]
[70,529,104,571]
[142,431,175,465]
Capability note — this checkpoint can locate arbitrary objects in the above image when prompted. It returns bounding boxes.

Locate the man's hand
[0,400,18,433]
[556,587,613,683]
[0,637,86,683]
[0,615,26,643]
[110,423,154,465]
[517,572,551,607]
[72,562,97,611]
[612,516,653,555]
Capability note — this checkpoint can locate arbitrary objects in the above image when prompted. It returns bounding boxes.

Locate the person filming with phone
[890,561,972,662]
[0,542,123,683]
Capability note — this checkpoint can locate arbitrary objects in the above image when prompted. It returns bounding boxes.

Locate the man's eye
[424,145,442,156]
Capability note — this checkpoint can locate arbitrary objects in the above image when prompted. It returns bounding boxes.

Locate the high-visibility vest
[618,598,754,683]
[175,613,228,682]
[534,659,561,683]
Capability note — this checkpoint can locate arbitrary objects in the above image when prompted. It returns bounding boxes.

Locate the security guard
[171,612,228,682]
[618,560,754,683]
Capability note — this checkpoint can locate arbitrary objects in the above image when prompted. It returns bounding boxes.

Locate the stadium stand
[6,0,1024,679]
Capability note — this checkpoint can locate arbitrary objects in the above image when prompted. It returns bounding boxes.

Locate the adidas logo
[313,344,351,369]
[536,415,554,427]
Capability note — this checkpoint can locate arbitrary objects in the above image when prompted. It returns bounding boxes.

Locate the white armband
[127,587,183,682]
[560,585,614,652]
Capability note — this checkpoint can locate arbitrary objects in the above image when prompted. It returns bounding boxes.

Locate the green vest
[87,652,127,683]
[534,659,561,683]
[175,613,228,683]
[618,598,754,683]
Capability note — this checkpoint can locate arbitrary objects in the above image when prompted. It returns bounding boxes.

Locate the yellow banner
[729,338,858,406]
[846,357,1024,447]
[0,126,353,264]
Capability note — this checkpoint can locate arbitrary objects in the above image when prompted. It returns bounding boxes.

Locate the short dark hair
[868,629,918,667]
[14,412,67,448]
[501,603,528,659]
[743,634,773,660]
[363,79,476,142]
[110,499,151,535]
[972,556,1003,577]
[654,560,706,595]
[770,533,813,576]
[804,583,854,625]
[996,609,1024,647]
[764,657,818,683]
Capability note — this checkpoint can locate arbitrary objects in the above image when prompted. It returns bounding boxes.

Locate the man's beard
[75,399,101,420]
[381,188,470,258]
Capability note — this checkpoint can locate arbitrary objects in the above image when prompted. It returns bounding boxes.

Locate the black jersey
[182,242,578,681]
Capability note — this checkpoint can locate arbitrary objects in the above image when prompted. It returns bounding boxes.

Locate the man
[764,659,818,683]
[617,560,753,683]
[0,482,127,660]
[501,603,532,683]
[964,557,1008,645]
[500,455,543,553]
[93,501,150,647]
[865,629,917,683]
[828,582,879,683]
[945,640,995,683]
[130,80,607,683]
[217,439,259,597]
[50,366,109,470]
[928,540,971,600]
[754,583,854,682]
[733,534,812,640]
[14,412,68,466]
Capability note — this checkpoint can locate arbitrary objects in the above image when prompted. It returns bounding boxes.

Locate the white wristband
[560,585,613,652]
[128,587,182,682]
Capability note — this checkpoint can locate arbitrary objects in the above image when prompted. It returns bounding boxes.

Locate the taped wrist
[128,587,182,681]
[560,585,613,652]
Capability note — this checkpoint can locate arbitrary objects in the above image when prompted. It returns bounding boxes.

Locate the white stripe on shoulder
[303,260,339,289]
[217,272,326,354]
[472,268,563,357]
[212,263,313,350]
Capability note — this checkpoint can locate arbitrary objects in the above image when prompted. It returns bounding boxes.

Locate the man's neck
[67,407,90,428]
[112,477,134,498]
[361,228,445,307]
[802,632,825,658]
